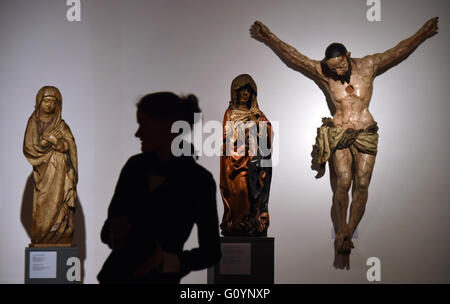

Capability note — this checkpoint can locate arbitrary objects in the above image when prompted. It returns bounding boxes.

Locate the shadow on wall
[20,173,86,283]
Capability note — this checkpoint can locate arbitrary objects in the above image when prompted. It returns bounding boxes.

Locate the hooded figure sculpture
[23,86,78,245]
[220,74,273,236]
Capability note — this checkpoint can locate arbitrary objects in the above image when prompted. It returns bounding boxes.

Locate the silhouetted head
[323,43,352,84]
[135,92,201,154]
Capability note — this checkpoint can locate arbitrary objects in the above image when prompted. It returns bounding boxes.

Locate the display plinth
[25,246,80,284]
[207,237,274,284]
[29,243,73,248]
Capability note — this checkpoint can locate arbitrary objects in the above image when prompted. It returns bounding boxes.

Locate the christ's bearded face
[326,55,349,76]
[324,53,352,84]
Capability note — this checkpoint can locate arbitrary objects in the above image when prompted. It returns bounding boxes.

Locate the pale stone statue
[23,86,78,246]
[250,17,438,268]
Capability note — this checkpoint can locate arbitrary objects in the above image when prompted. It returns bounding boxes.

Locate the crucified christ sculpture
[250,17,438,269]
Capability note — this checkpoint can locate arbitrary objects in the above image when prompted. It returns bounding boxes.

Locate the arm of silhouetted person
[178,173,221,276]
[100,157,137,249]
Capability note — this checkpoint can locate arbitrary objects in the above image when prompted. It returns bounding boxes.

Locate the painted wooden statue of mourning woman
[23,86,78,246]
[220,74,273,236]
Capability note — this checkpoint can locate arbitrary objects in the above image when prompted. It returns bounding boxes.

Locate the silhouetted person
[97,92,221,283]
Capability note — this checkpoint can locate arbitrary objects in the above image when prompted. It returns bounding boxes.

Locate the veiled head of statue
[237,84,255,107]
[35,86,62,120]
[230,74,258,109]
[35,86,62,109]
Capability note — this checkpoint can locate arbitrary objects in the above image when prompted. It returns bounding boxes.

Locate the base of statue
[207,236,274,284]
[25,245,80,284]
[29,243,74,248]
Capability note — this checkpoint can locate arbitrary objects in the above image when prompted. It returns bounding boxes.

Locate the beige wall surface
[0,0,449,283]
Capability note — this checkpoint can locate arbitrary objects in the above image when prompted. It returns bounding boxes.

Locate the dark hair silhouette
[137,92,201,127]
[325,43,348,59]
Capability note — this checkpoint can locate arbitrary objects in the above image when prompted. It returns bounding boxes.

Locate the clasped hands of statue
[108,217,181,277]
[40,129,68,153]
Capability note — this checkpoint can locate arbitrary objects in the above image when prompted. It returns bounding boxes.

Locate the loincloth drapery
[311,117,379,178]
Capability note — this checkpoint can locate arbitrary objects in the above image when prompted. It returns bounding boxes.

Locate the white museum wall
[0,0,449,283]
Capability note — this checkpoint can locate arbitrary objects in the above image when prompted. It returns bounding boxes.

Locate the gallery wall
[0,0,449,283]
